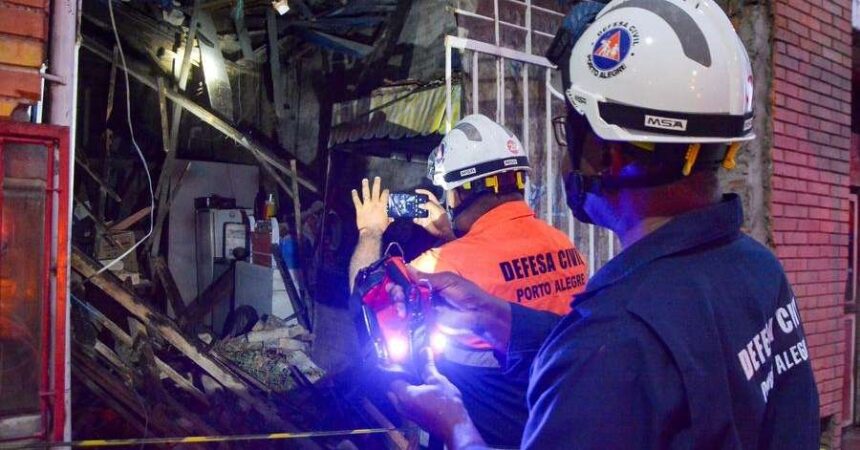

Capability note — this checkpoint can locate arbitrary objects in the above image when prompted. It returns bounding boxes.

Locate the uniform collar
[582,194,744,295]
[466,200,534,235]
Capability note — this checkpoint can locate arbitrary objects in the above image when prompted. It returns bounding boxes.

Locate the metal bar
[545,69,553,225]
[82,37,318,194]
[499,57,505,125]
[504,0,565,17]
[568,210,575,244]
[472,50,479,114]
[451,9,555,38]
[588,224,596,277]
[493,0,500,47]
[608,230,615,258]
[40,138,55,443]
[445,41,452,132]
[525,0,532,54]
[445,35,555,68]
[522,62,529,201]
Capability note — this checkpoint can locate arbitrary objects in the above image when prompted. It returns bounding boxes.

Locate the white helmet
[566,0,754,144]
[428,114,530,191]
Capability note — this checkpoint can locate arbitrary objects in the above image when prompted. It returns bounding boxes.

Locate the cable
[95,0,155,276]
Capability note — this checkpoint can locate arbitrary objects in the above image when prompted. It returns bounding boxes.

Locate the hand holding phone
[388,192,430,219]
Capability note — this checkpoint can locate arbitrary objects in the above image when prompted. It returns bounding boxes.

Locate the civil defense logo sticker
[587,23,639,78]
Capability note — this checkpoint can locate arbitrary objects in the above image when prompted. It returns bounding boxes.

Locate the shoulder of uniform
[409,245,464,275]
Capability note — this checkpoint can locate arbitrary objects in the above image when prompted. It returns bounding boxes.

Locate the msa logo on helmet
[459,168,477,177]
[587,24,639,79]
[503,158,518,167]
[644,115,688,131]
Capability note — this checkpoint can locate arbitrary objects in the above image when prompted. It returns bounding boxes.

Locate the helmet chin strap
[448,190,492,238]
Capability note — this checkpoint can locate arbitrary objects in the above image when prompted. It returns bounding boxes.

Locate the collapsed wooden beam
[75,295,208,405]
[71,247,320,450]
[80,36,319,195]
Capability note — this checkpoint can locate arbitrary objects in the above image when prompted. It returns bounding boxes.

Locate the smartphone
[387,192,429,219]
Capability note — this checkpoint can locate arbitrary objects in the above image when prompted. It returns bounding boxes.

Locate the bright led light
[387,337,409,361]
[430,332,448,354]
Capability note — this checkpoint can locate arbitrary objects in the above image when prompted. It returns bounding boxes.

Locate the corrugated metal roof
[329,83,461,147]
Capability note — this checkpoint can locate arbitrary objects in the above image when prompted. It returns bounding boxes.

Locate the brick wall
[772,0,853,437]
[0,0,49,117]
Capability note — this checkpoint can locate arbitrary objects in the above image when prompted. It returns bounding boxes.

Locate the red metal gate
[0,121,70,442]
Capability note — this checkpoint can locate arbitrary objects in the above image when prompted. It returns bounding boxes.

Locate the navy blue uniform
[506,195,820,449]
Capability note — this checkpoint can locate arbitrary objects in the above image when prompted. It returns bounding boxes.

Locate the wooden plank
[156,77,170,153]
[179,264,234,328]
[0,67,40,100]
[4,0,48,8]
[290,159,302,247]
[150,1,197,259]
[149,76,176,258]
[232,0,256,62]
[0,4,47,40]
[132,324,222,440]
[75,295,210,406]
[152,256,187,318]
[105,45,118,121]
[94,341,131,375]
[72,347,176,437]
[71,248,318,448]
[97,130,114,241]
[109,207,152,232]
[0,36,44,67]
[195,11,234,120]
[74,155,123,203]
[267,8,289,149]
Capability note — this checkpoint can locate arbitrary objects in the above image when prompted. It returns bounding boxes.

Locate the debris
[95,231,139,272]
[215,315,324,392]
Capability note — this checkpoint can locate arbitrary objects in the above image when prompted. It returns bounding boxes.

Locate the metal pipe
[445,39,452,132]
[46,0,80,440]
[472,50,479,114]
[445,35,555,69]
[545,69,553,225]
[499,57,505,125]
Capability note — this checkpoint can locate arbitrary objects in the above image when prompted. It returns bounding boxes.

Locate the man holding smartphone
[349,114,588,447]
